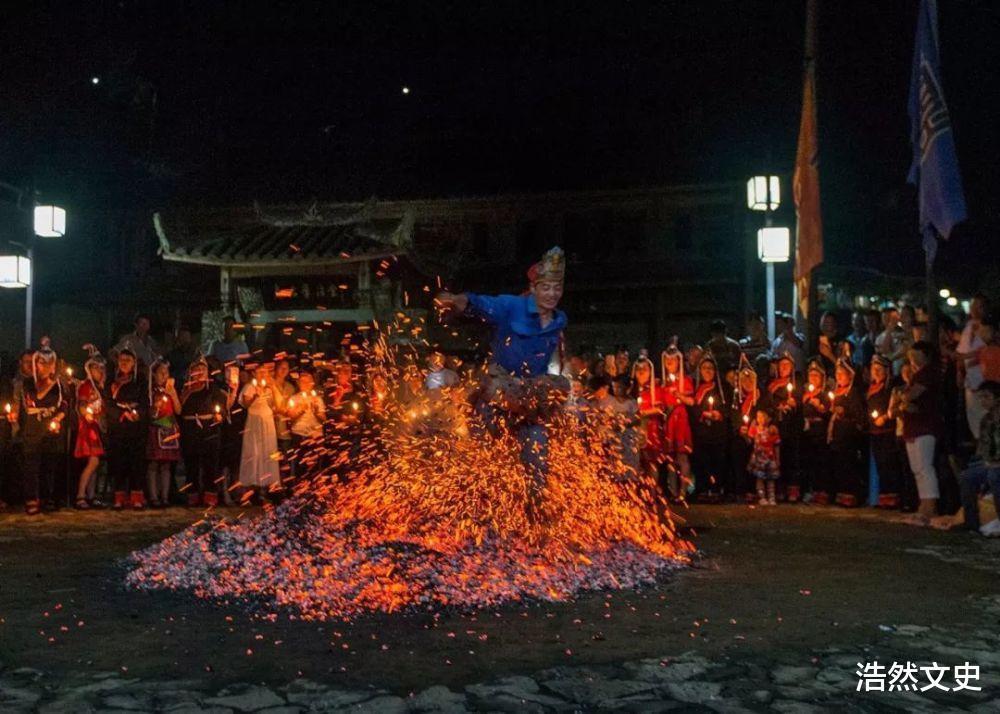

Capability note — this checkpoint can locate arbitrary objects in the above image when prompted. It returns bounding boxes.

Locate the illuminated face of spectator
[870,360,887,383]
[118,353,136,377]
[699,361,716,384]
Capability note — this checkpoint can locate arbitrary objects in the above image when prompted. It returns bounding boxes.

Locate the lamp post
[0,183,66,348]
[747,176,785,340]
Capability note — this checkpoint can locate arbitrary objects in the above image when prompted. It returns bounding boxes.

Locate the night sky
[2,0,998,285]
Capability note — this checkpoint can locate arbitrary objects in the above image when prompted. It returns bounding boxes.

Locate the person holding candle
[690,354,728,500]
[73,345,108,509]
[179,357,228,507]
[287,368,328,482]
[238,363,281,500]
[801,358,832,504]
[146,358,182,507]
[659,344,694,499]
[729,355,759,502]
[826,357,866,507]
[105,348,148,510]
[767,352,802,502]
[631,354,669,491]
[18,345,68,515]
[867,354,903,509]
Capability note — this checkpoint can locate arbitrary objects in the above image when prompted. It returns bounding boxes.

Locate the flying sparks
[125,317,692,620]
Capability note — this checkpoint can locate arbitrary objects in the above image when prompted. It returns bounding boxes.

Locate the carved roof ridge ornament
[249,197,379,227]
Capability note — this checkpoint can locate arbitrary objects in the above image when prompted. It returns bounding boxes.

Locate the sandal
[25,500,41,516]
[74,498,91,510]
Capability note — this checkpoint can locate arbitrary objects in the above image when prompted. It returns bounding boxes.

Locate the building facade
[154,182,751,357]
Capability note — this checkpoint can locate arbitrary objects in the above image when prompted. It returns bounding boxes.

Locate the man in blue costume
[435,247,569,494]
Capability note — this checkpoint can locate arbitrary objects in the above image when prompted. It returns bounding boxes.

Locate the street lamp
[747,176,780,211]
[757,227,790,340]
[0,254,31,288]
[748,175,783,339]
[34,206,66,237]
[21,203,67,347]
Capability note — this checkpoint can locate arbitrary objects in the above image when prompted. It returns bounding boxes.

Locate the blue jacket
[466,293,567,377]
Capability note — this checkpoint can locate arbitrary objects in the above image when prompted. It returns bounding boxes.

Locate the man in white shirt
[957,295,988,439]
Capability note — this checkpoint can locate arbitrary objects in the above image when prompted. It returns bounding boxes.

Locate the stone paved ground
[2,504,999,711]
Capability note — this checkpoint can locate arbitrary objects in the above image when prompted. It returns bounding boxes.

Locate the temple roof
[154,201,411,267]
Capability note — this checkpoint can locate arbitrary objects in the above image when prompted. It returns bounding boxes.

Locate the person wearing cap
[770,312,806,374]
[435,246,569,496]
[867,355,903,508]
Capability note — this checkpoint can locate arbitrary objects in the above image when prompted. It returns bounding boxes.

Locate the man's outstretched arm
[435,292,513,326]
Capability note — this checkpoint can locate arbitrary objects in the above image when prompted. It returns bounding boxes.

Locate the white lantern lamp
[746,176,780,211]
[0,255,31,289]
[757,227,791,263]
[34,205,66,238]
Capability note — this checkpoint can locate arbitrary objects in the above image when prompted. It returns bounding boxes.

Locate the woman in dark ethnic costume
[690,354,728,499]
[18,345,68,515]
[867,354,903,508]
[105,349,149,510]
[766,352,802,501]
[827,357,867,507]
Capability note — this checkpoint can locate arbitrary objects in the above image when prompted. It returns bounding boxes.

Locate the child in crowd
[747,407,780,506]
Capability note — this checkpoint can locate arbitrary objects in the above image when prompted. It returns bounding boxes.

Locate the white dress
[238,383,281,488]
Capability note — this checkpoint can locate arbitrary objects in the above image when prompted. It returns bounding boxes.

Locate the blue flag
[907,0,966,263]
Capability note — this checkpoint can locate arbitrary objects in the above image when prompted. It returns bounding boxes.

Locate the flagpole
[925,234,939,350]
[802,0,819,354]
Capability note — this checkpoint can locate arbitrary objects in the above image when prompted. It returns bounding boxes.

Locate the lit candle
[742,414,749,424]
[310,390,317,397]
[252,378,258,387]
[49,419,59,432]
[827,391,835,402]
[86,406,94,416]
[786,382,793,394]
[65,367,74,377]
[288,398,295,409]
[707,396,714,407]
[3,403,10,414]
[808,384,815,393]
[261,379,267,387]
[351,401,360,411]
[214,404,221,414]
[669,373,677,383]
[871,410,879,419]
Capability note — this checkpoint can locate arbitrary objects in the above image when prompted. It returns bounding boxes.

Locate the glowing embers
[125,323,692,620]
